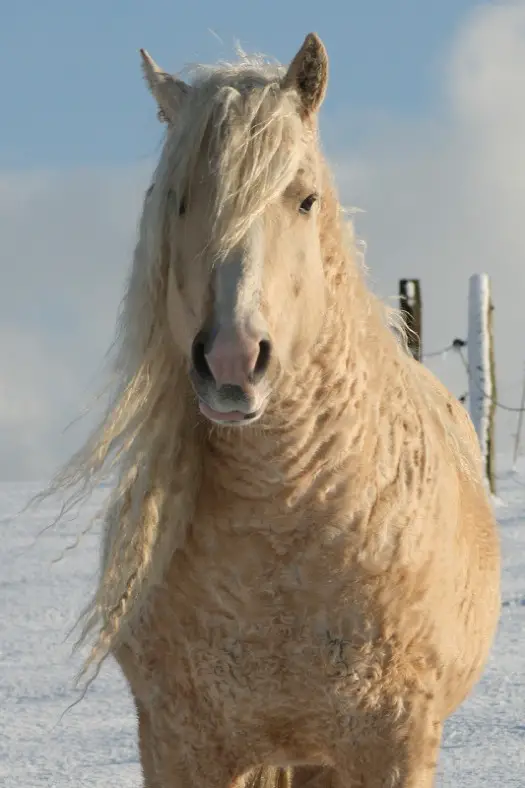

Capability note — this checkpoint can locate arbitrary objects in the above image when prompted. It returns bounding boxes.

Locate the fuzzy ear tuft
[282,33,329,118]
[139,49,190,124]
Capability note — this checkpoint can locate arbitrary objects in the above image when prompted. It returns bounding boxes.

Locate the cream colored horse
[55,33,500,788]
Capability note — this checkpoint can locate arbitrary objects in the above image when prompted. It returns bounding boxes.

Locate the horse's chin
[198,399,264,427]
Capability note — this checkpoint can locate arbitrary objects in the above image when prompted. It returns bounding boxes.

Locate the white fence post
[513,365,525,468]
[468,274,496,494]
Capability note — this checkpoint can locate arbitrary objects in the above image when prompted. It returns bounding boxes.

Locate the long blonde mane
[39,53,325,683]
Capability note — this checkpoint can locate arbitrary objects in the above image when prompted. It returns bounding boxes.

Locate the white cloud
[0,165,151,480]
[2,2,525,479]
[332,1,525,460]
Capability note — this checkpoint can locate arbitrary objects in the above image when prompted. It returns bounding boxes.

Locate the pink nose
[192,329,271,388]
[205,332,271,387]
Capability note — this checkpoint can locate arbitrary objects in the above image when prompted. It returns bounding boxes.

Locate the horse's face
[142,34,329,426]
[164,142,326,426]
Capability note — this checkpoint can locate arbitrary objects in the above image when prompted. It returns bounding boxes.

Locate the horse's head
[141,34,329,426]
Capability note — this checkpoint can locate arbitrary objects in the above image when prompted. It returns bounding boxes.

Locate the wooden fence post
[399,279,422,362]
[468,274,496,494]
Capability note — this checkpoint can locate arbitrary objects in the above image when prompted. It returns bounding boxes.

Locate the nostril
[253,339,271,381]
[191,336,214,382]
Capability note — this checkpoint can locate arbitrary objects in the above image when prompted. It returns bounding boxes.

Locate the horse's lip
[198,400,259,425]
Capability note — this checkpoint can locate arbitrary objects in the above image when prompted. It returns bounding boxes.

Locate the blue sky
[2,0,525,479]
[1,0,485,168]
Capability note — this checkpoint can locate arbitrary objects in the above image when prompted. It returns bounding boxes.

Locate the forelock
[157,55,310,256]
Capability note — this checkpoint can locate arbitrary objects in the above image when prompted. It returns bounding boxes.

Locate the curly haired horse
[55,32,500,788]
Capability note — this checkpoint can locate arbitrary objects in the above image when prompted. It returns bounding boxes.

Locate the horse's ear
[140,49,191,125]
[282,33,328,118]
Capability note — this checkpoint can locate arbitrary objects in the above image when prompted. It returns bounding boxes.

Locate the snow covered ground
[1,458,524,787]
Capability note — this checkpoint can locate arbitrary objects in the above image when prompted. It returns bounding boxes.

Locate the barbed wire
[423,337,525,414]
[455,345,525,413]
[422,344,455,359]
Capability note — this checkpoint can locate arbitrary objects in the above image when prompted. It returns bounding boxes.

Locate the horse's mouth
[198,399,261,426]
[191,378,266,426]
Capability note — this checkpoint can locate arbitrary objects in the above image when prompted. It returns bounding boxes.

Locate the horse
[52,32,500,788]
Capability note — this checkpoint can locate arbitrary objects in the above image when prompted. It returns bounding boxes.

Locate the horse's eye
[178,196,186,217]
[299,193,318,214]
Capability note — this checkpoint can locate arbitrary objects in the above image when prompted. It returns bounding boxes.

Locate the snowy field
[1,458,524,787]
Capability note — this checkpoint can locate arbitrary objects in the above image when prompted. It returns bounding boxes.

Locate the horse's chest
[129,532,371,720]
